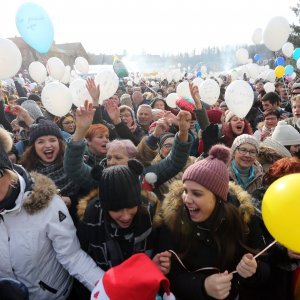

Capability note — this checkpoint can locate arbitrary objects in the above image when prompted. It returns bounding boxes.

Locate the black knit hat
[96,160,144,211]
[29,118,62,145]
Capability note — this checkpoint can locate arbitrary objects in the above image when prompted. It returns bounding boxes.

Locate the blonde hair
[292,95,300,103]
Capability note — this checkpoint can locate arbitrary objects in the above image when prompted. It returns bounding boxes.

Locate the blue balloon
[196,71,202,77]
[285,65,294,76]
[254,54,261,62]
[275,57,285,66]
[16,3,54,54]
[293,48,300,61]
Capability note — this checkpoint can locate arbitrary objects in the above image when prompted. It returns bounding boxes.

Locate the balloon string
[231,240,277,274]
[139,79,159,96]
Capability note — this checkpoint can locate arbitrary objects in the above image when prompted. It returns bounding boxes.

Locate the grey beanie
[21,100,44,121]
[231,134,259,154]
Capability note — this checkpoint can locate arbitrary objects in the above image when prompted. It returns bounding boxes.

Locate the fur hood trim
[77,188,160,222]
[23,172,57,215]
[154,180,255,229]
[0,127,13,153]
[77,188,98,221]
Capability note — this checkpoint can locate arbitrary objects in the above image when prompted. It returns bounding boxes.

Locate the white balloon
[264,82,275,93]
[75,57,89,74]
[127,80,133,87]
[282,42,294,58]
[265,70,276,83]
[252,28,263,44]
[230,70,238,81]
[69,78,92,107]
[28,61,47,84]
[246,63,260,79]
[166,93,179,108]
[192,77,204,89]
[46,57,65,81]
[176,81,192,100]
[263,16,290,51]
[0,38,22,80]
[217,77,223,86]
[172,69,182,82]
[236,48,249,65]
[133,77,140,84]
[61,66,71,84]
[199,79,220,105]
[225,80,254,118]
[292,72,297,80]
[95,69,119,104]
[41,82,73,117]
[201,65,207,73]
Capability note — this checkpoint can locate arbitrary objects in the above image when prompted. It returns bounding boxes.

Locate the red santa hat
[91,253,175,300]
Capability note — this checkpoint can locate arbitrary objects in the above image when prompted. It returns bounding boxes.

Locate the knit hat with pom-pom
[182,144,231,201]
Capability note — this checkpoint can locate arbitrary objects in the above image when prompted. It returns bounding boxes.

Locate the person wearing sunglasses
[229,134,263,194]
[154,144,269,300]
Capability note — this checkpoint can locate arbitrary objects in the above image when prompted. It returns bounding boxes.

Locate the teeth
[189,208,197,211]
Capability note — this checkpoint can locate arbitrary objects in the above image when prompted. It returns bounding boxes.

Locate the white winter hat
[272,121,300,146]
[262,137,292,158]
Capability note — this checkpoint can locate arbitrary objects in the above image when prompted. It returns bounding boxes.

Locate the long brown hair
[174,200,248,271]
[21,139,65,171]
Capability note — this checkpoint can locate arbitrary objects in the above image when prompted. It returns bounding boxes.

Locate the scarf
[84,147,106,168]
[231,160,255,190]
[35,161,78,197]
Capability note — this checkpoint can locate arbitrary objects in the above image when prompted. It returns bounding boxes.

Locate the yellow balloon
[262,174,300,252]
[275,65,285,78]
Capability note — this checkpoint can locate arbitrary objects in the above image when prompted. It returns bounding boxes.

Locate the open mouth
[236,125,243,130]
[187,207,200,217]
[44,150,54,160]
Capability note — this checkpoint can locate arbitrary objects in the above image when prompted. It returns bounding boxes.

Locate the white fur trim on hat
[0,127,13,153]
[272,120,300,146]
[225,110,235,123]
[262,137,291,158]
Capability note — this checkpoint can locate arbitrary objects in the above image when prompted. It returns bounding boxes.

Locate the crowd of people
[0,72,300,300]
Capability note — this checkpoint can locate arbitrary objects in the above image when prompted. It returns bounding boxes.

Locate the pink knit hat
[182,144,231,201]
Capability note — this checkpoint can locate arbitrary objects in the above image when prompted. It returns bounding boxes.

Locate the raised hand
[204,271,233,299]
[153,118,169,138]
[236,253,257,278]
[12,105,34,125]
[105,99,121,125]
[189,83,202,109]
[86,77,100,105]
[73,100,95,141]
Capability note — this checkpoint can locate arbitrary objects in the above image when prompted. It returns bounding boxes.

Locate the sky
[1,0,299,55]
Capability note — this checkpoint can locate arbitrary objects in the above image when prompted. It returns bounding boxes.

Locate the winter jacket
[154,180,270,300]
[0,171,104,300]
[77,189,159,271]
[64,132,193,191]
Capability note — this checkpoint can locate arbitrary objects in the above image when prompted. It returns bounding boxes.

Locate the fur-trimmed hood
[77,188,160,221]
[154,180,255,229]
[22,172,58,215]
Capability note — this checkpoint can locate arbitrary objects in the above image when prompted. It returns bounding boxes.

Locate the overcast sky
[1,0,298,55]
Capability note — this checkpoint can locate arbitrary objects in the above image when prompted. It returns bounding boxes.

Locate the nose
[120,210,132,221]
[182,192,192,204]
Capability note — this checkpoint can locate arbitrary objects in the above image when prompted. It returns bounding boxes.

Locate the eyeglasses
[237,147,257,157]
[120,113,132,118]
[162,143,172,149]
